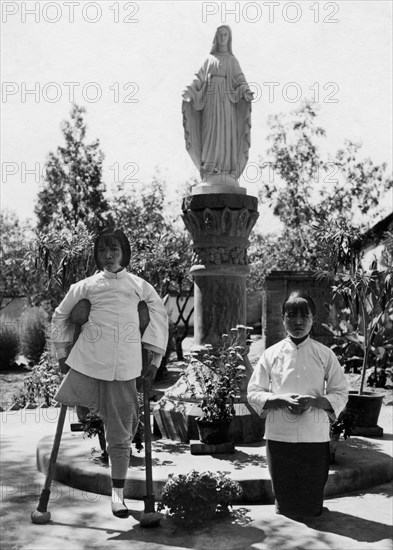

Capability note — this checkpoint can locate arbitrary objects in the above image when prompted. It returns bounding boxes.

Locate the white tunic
[247,337,348,443]
[52,269,168,381]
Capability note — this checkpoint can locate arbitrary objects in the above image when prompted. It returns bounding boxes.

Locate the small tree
[24,223,95,309]
[0,211,44,309]
[35,104,109,233]
[259,101,392,229]
[247,227,319,291]
[250,101,393,290]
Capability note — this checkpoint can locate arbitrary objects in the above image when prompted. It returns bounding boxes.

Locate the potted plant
[184,326,250,445]
[315,222,393,433]
[157,470,242,526]
[329,409,357,464]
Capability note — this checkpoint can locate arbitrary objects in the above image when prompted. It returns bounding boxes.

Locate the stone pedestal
[153,392,265,444]
[182,192,259,346]
[193,270,247,347]
[153,191,265,444]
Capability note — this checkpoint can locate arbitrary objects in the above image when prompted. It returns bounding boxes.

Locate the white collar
[285,335,311,348]
[102,268,127,279]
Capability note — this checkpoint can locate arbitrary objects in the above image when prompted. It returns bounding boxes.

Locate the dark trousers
[266,439,330,517]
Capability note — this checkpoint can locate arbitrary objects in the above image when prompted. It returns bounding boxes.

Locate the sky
[1,0,392,233]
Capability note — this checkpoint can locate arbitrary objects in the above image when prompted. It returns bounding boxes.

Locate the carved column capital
[181,193,259,270]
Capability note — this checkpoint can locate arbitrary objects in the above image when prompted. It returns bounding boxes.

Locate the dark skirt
[266,439,330,517]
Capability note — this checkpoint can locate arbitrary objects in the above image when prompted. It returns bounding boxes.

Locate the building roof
[361,212,393,250]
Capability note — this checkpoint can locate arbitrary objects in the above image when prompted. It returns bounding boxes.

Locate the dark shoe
[111,501,128,518]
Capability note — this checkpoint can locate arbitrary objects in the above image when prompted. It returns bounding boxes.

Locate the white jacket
[52,269,168,381]
[247,337,348,443]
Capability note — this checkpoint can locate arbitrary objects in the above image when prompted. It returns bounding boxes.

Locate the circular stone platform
[37,428,393,503]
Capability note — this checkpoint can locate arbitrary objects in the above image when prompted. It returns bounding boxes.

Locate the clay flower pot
[196,418,232,445]
[346,391,384,428]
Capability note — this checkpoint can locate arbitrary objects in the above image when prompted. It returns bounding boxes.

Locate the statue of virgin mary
[182,26,253,187]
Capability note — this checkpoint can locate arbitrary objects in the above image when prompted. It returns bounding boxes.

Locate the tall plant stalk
[314,221,393,395]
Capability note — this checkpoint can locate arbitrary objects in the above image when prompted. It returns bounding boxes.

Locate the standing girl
[247,291,348,518]
[52,228,168,518]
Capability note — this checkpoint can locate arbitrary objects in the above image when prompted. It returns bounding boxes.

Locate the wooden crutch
[31,299,91,524]
[137,301,162,527]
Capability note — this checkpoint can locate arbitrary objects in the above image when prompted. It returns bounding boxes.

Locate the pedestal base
[153,398,265,444]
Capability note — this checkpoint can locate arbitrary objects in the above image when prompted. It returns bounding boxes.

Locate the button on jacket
[52,269,169,381]
[247,337,348,443]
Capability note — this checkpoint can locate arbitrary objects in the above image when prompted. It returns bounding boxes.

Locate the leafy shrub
[158,470,242,527]
[0,321,20,370]
[12,351,61,407]
[324,299,393,388]
[20,307,49,364]
[80,411,109,463]
[184,326,251,422]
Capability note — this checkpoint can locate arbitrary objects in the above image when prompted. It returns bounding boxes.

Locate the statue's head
[210,25,233,54]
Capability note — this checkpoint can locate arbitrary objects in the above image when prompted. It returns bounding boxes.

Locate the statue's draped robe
[182,53,251,181]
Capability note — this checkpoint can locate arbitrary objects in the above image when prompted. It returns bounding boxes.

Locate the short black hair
[281,291,316,317]
[94,227,131,270]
